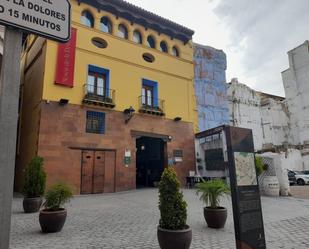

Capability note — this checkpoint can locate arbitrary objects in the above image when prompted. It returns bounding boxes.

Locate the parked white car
[293,171,309,185]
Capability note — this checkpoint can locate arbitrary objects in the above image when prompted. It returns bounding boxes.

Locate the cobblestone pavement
[290,185,309,199]
[10,189,309,249]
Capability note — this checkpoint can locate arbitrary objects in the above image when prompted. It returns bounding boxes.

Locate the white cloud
[214,0,309,96]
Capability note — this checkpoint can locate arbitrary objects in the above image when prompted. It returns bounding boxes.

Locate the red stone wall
[38,102,196,194]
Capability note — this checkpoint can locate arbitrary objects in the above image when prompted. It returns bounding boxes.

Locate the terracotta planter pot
[23,197,42,213]
[157,225,192,249]
[204,207,227,229]
[39,209,67,233]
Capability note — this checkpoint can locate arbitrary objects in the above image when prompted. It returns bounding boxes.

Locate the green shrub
[255,156,265,176]
[23,156,46,198]
[43,183,73,211]
[196,179,230,209]
[158,167,187,230]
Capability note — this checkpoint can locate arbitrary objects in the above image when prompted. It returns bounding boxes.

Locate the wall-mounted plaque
[173,150,183,162]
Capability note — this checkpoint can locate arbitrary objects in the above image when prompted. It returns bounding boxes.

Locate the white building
[282,41,309,169]
[259,92,290,149]
[227,79,263,150]
[282,40,309,146]
[227,41,309,170]
[227,78,289,151]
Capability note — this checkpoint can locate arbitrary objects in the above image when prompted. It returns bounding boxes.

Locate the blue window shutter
[142,79,158,107]
[88,65,110,97]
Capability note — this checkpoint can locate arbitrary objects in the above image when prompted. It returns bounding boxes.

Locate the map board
[234,152,258,186]
[0,0,71,42]
[226,126,266,249]
[200,126,266,249]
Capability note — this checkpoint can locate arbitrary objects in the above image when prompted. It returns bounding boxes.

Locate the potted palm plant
[157,167,192,249]
[196,179,230,229]
[22,156,46,213]
[39,183,73,233]
[255,157,267,176]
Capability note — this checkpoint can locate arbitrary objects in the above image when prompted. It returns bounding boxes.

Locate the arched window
[147,35,155,49]
[133,30,142,44]
[118,24,128,39]
[160,41,168,53]
[100,17,112,34]
[172,46,180,57]
[81,10,94,28]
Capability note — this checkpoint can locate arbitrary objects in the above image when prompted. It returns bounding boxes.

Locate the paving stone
[9,189,309,249]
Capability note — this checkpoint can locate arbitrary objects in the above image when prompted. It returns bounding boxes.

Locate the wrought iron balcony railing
[138,95,165,116]
[83,84,115,108]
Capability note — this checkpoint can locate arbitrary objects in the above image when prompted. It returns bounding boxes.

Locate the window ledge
[139,107,165,116]
[83,98,115,109]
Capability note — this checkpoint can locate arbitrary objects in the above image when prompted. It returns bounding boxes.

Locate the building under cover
[193,44,229,131]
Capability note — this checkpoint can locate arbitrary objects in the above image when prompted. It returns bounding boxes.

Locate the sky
[125,0,309,96]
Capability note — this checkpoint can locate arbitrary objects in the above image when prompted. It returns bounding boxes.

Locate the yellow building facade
[16,0,198,194]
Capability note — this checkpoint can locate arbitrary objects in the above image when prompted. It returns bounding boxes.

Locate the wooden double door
[81,150,115,194]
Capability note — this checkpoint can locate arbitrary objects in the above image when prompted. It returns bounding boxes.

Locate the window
[172,46,180,57]
[87,72,106,96]
[142,79,158,107]
[86,111,105,134]
[100,17,112,33]
[133,30,142,44]
[91,37,108,48]
[142,85,154,107]
[81,10,94,28]
[147,35,155,48]
[142,53,155,63]
[87,65,110,97]
[118,24,128,39]
[160,41,168,53]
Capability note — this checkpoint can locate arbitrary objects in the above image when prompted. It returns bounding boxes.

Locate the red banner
[55,28,77,87]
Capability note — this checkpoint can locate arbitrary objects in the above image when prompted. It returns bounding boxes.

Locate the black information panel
[196,125,266,248]
[225,126,266,249]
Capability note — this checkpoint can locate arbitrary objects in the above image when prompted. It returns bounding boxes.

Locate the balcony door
[142,85,154,107]
[87,72,106,97]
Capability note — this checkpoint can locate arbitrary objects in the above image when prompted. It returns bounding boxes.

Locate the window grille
[86,111,105,134]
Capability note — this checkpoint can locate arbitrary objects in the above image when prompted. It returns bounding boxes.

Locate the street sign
[0,0,71,42]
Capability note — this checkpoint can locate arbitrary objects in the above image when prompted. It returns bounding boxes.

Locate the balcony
[83,84,115,108]
[138,96,165,116]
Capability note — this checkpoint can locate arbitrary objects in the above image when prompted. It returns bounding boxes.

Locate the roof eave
[78,0,194,43]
